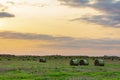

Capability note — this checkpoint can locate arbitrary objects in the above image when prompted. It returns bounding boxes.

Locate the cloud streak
[6,1,15,5]
[40,39,120,50]
[0,3,8,11]
[7,1,48,8]
[0,12,14,18]
[58,0,120,28]
[0,31,73,41]
[0,2,15,18]
[59,0,90,7]
[0,31,120,50]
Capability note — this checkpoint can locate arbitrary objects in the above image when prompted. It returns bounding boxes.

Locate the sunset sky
[0,0,120,56]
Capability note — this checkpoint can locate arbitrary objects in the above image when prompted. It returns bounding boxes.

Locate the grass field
[0,57,120,80]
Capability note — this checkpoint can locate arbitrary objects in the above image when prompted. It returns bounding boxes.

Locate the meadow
[0,55,120,80]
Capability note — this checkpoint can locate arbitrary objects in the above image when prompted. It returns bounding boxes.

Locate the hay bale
[39,58,46,63]
[94,59,104,66]
[70,59,79,66]
[79,59,89,65]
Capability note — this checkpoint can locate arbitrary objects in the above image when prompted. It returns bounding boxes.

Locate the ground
[0,58,120,80]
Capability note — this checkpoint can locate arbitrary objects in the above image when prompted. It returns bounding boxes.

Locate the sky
[0,0,120,56]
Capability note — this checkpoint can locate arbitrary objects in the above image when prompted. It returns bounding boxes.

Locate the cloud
[40,39,120,50]
[8,1,47,7]
[58,0,120,28]
[6,1,15,5]
[0,31,120,50]
[0,2,15,18]
[0,3,8,11]
[59,0,90,7]
[72,15,120,27]
[0,31,73,41]
[0,12,14,18]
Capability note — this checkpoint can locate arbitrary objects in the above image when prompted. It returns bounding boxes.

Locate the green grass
[0,58,120,80]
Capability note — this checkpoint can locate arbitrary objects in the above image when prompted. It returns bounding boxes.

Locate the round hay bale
[39,58,46,63]
[94,59,104,66]
[70,59,79,66]
[80,59,89,65]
